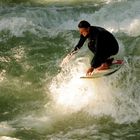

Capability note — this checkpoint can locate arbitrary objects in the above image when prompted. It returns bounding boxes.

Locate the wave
[0,0,139,39]
[0,0,139,139]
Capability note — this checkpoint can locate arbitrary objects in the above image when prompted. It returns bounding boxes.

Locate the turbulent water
[0,0,140,139]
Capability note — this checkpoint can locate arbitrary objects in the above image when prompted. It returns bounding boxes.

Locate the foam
[0,17,36,36]
[104,0,127,4]
[0,70,6,83]
[0,136,20,140]
[12,114,53,133]
[11,46,25,62]
[49,56,93,113]
[0,122,15,136]
[48,0,140,37]
[78,0,140,36]
[49,53,140,124]
[0,0,139,38]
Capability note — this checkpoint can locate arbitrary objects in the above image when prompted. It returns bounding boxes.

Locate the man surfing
[61,20,119,76]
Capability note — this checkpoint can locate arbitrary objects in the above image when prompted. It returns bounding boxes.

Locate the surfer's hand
[60,50,78,67]
[86,67,94,76]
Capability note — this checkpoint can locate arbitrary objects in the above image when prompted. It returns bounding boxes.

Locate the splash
[48,55,140,124]
[52,76,97,112]
[49,57,99,113]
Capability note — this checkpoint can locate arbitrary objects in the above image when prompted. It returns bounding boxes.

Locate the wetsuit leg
[90,54,110,68]
[90,43,119,68]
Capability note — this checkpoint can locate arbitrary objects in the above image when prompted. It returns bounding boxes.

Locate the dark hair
[78,20,91,28]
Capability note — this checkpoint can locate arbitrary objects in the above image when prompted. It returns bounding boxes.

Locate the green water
[0,0,140,139]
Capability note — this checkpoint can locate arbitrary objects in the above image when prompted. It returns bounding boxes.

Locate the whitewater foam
[0,122,15,136]
[0,17,36,36]
[50,0,140,37]
[0,0,139,38]
[49,53,140,123]
[0,136,20,140]
[11,46,25,62]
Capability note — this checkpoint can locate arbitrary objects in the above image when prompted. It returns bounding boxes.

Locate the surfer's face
[79,28,90,37]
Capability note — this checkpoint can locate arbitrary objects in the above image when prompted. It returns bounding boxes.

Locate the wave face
[0,0,140,139]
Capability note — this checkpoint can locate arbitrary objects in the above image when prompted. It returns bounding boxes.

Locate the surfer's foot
[96,63,109,71]
[112,59,123,64]
[106,58,114,65]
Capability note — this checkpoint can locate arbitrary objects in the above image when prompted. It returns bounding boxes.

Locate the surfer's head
[78,20,90,37]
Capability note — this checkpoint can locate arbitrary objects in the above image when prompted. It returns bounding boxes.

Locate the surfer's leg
[91,55,110,71]
[94,55,114,70]
[106,57,114,65]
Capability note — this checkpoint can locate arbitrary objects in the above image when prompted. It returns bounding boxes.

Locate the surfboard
[80,60,124,79]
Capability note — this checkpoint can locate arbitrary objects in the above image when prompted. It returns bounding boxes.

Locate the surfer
[61,20,119,75]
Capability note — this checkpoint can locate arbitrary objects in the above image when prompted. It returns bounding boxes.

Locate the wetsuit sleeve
[70,35,87,55]
[90,34,103,68]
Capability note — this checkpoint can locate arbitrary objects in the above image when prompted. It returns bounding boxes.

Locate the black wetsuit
[73,26,119,68]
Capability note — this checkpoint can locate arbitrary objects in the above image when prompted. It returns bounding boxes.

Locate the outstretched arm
[60,49,79,67]
[60,35,87,67]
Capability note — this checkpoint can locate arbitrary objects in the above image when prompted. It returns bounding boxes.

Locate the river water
[0,0,140,139]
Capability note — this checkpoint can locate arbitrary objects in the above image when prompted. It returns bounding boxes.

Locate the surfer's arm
[63,35,86,59]
[60,35,86,67]
[69,35,87,55]
[86,54,100,75]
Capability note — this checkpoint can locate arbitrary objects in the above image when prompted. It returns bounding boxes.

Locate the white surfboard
[80,60,124,79]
